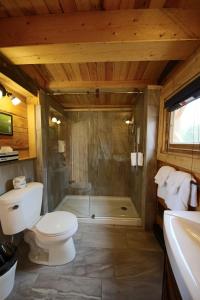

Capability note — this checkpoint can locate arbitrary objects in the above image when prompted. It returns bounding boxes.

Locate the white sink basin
[164,210,200,300]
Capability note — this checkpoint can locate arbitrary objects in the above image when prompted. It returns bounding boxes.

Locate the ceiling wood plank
[0,9,199,45]
[0,9,200,64]
[149,0,166,8]
[48,80,151,92]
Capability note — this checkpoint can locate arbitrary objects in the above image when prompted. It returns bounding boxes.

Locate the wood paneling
[0,95,28,154]
[1,10,199,65]
[21,61,165,85]
[55,93,138,109]
[48,80,150,92]
[1,0,199,109]
[0,0,200,18]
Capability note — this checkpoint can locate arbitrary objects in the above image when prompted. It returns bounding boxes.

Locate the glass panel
[47,107,141,220]
[53,111,91,218]
[47,107,68,212]
[170,98,200,144]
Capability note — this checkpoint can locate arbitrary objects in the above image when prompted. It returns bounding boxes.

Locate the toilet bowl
[24,211,78,265]
[0,182,78,266]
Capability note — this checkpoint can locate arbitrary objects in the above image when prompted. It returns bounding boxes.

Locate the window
[168,98,200,152]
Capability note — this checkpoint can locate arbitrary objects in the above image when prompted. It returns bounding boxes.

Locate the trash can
[0,242,17,300]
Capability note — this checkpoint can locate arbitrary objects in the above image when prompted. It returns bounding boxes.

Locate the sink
[164,210,200,300]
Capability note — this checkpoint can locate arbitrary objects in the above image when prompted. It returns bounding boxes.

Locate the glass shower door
[61,112,92,218]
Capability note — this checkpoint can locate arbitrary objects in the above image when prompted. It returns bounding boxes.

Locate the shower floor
[55,195,140,225]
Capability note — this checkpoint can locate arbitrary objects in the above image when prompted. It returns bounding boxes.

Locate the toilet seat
[35,211,78,237]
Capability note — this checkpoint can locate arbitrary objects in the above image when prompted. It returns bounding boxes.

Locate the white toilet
[0,182,78,266]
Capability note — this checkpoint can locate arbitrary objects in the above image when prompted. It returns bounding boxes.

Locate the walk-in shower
[38,87,160,228]
[46,99,144,225]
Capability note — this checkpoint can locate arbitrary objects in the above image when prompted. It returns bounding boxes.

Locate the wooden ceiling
[1,0,200,16]
[0,0,200,109]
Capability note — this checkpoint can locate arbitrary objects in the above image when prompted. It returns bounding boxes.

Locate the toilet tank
[0,182,43,235]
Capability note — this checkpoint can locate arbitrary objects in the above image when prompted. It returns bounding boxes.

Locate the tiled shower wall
[64,111,133,197]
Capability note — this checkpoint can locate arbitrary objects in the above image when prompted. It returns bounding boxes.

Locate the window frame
[165,108,200,154]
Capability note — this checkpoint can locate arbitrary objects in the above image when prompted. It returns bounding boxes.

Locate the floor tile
[126,231,162,252]
[8,223,163,300]
[102,278,162,300]
[32,273,102,299]
[80,231,128,249]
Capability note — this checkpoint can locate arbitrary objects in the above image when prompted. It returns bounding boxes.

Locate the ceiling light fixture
[11,96,21,106]
[0,84,6,99]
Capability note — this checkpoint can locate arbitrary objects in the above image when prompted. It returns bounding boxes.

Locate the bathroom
[0,2,200,300]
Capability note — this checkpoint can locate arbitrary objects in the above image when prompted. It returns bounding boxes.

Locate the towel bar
[191,180,200,190]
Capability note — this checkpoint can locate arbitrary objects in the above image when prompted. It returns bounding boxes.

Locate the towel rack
[191,180,200,190]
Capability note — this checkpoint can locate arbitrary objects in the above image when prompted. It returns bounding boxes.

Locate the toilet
[0,182,78,266]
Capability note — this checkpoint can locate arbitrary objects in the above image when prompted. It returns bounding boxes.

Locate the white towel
[157,185,168,199]
[165,176,191,210]
[190,178,198,207]
[154,166,175,187]
[166,171,191,195]
[164,176,197,210]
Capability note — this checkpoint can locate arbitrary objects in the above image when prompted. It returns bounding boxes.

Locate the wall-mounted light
[0,84,6,99]
[11,96,21,106]
[51,117,57,123]
[125,119,134,125]
[56,119,61,125]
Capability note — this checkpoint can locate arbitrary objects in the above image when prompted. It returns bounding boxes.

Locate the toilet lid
[36,211,77,236]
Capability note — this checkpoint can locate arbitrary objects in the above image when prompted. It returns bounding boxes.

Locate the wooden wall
[0,95,29,157]
[157,47,200,208]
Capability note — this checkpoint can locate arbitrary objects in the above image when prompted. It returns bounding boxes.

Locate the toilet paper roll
[13,176,27,189]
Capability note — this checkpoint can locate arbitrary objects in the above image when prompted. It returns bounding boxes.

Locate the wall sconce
[125,119,134,125]
[125,120,133,125]
[51,116,61,125]
[11,96,21,106]
[0,84,6,99]
[51,117,57,123]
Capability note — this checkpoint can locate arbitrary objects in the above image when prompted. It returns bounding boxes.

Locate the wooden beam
[0,54,38,95]
[64,106,133,112]
[2,41,198,64]
[157,61,180,85]
[0,9,200,64]
[48,80,149,92]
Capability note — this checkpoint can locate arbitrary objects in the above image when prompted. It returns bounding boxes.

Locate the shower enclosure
[46,107,142,225]
[38,88,160,228]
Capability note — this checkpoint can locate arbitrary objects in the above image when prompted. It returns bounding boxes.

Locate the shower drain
[121,206,128,211]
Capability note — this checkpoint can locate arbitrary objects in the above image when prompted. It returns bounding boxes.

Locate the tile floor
[8,223,164,300]
[56,196,139,218]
